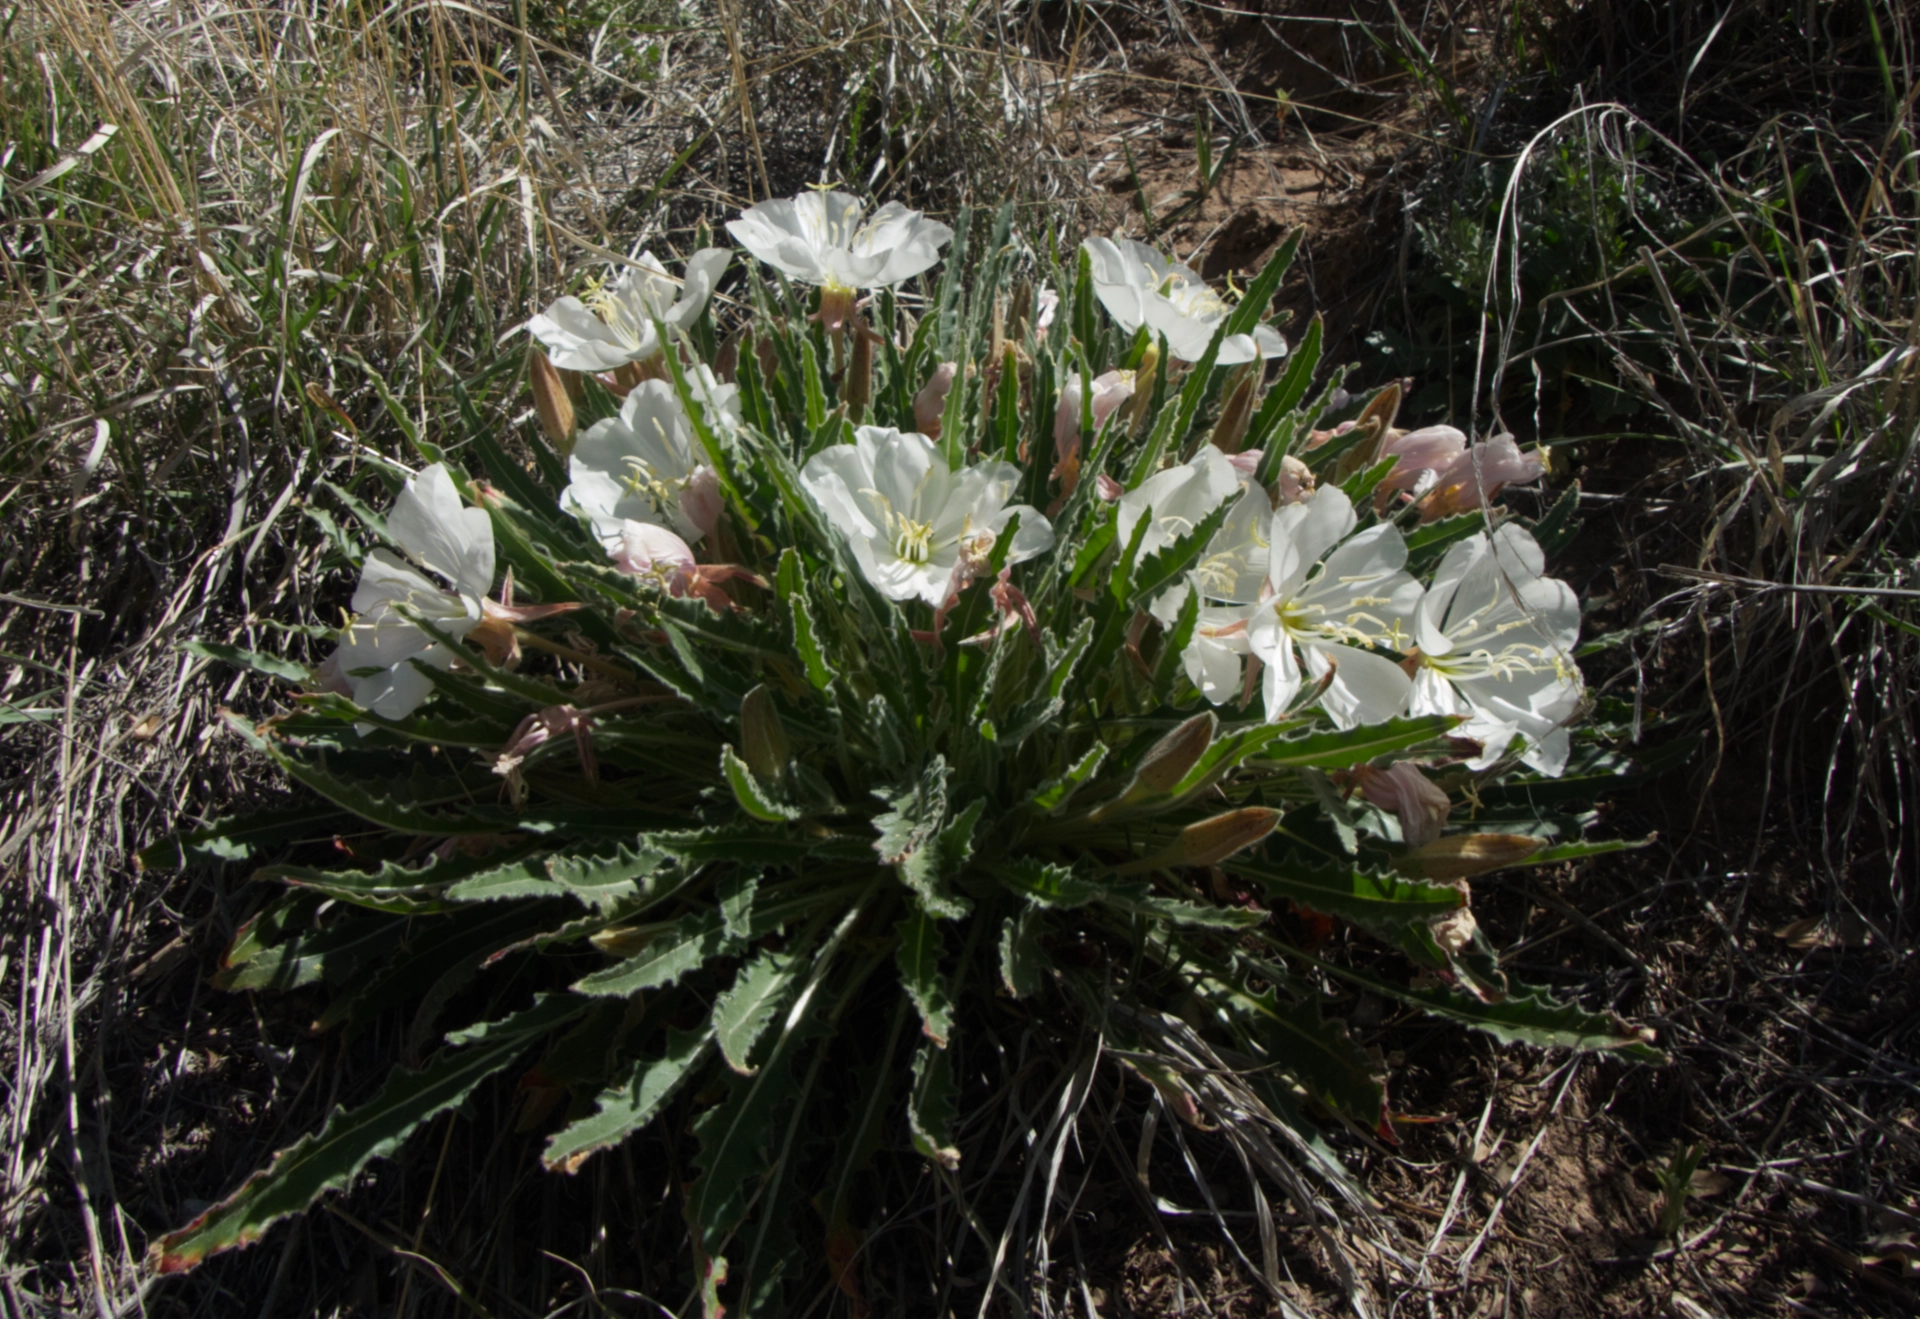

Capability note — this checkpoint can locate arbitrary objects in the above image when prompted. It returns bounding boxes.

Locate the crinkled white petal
[727,192,951,289]
[1302,641,1414,729]
[385,464,494,598]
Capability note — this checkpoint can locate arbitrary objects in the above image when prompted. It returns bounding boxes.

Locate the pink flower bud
[680,465,725,541]
[913,361,957,438]
[1095,474,1124,502]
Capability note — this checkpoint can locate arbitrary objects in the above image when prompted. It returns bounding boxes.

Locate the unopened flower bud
[914,361,957,438]
[528,347,575,454]
[1093,712,1216,819]
[845,322,874,414]
[1117,806,1279,874]
[1209,363,1260,454]
[739,684,790,786]
[1394,833,1543,881]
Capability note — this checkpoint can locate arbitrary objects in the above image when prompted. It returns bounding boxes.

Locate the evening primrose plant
[146,201,1660,1309]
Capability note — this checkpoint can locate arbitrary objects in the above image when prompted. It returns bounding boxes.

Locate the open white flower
[528,249,731,373]
[321,464,494,721]
[800,426,1053,607]
[1241,487,1424,727]
[1148,487,1272,704]
[1084,237,1287,366]
[1409,524,1582,774]
[562,374,739,546]
[727,191,952,293]
[1116,444,1241,561]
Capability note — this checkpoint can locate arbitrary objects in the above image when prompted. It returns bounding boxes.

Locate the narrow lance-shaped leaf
[896,906,955,1046]
[715,945,808,1073]
[151,994,586,1272]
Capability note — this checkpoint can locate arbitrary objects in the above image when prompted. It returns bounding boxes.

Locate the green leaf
[715,946,807,1073]
[572,909,735,998]
[873,759,976,919]
[989,859,1101,908]
[801,335,827,430]
[895,907,954,1047]
[151,993,586,1273]
[722,745,801,822]
[907,1040,961,1169]
[181,640,311,684]
[1024,743,1108,815]
[545,842,672,911]
[1228,851,1463,931]
[215,908,407,992]
[1222,227,1301,338]
[139,803,351,871]
[1293,952,1663,1060]
[901,797,984,921]
[543,1028,715,1173]
[1248,715,1460,769]
[1127,498,1232,609]
[1096,880,1264,929]
[998,907,1051,998]
[1214,980,1383,1125]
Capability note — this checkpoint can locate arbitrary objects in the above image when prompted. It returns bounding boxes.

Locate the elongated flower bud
[1125,342,1160,436]
[845,322,874,415]
[1116,806,1279,873]
[1092,712,1216,820]
[914,361,957,439]
[529,347,575,454]
[1394,833,1542,881]
[1209,363,1259,454]
[739,685,790,786]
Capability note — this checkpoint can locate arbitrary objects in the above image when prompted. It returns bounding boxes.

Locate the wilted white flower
[1083,237,1286,366]
[1374,424,1467,509]
[562,374,739,546]
[610,520,759,613]
[1239,487,1424,727]
[1053,370,1136,496]
[1409,524,1582,774]
[528,249,731,373]
[1355,761,1451,846]
[1417,433,1546,521]
[321,464,493,721]
[727,191,952,315]
[800,426,1053,607]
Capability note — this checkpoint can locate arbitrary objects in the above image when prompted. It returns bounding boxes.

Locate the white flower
[1409,524,1582,774]
[323,464,494,721]
[1239,486,1424,727]
[800,427,1053,607]
[726,191,952,292]
[1148,488,1272,704]
[528,249,731,373]
[1116,444,1241,562]
[562,374,739,546]
[1129,448,1277,705]
[1083,237,1287,366]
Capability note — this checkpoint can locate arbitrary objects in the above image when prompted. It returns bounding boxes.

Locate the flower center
[582,278,646,351]
[1157,273,1231,319]
[892,516,935,564]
